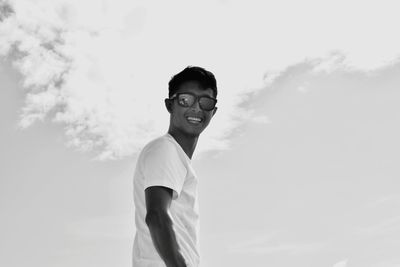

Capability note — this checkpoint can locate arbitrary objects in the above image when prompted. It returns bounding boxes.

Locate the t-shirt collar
[165,133,192,162]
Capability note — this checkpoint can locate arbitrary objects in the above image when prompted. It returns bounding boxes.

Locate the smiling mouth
[186,116,203,124]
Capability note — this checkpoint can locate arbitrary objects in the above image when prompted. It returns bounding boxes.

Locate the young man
[132,66,218,267]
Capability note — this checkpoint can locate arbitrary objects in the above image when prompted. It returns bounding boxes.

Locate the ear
[212,106,218,116]
[165,98,173,113]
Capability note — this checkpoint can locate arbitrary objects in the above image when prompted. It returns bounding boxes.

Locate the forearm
[146,211,187,267]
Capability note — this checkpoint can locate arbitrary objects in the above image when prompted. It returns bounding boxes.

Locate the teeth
[187,116,202,122]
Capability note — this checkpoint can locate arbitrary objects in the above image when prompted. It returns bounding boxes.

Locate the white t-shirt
[132,133,200,267]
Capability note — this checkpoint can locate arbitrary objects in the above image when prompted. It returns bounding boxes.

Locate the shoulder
[138,135,180,164]
[142,135,176,154]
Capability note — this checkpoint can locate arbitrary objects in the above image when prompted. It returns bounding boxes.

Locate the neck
[167,129,198,160]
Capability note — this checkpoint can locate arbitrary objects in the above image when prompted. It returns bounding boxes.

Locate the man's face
[166,80,217,137]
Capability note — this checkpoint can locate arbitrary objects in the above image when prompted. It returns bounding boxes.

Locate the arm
[145,186,187,267]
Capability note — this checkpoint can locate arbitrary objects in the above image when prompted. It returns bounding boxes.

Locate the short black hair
[168,66,218,98]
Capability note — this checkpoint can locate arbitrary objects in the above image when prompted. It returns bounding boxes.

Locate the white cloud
[374,260,400,267]
[229,241,322,255]
[333,259,348,267]
[367,194,400,209]
[65,214,133,240]
[1,0,400,159]
[356,216,400,237]
[227,232,323,255]
[250,115,271,124]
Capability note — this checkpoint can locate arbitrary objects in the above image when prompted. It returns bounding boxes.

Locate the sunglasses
[170,92,217,111]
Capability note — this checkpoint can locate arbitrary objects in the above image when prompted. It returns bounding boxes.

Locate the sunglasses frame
[170,92,217,111]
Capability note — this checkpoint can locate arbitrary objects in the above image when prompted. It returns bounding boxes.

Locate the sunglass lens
[178,94,195,107]
[199,97,216,111]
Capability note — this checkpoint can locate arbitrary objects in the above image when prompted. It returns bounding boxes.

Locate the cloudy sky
[1,0,400,266]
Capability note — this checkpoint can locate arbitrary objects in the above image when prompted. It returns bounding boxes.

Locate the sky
[1,0,400,267]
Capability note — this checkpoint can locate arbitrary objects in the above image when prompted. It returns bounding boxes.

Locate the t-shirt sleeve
[142,140,187,200]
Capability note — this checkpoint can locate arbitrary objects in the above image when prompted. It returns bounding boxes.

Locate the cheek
[206,111,215,119]
[172,108,187,121]
[203,115,213,124]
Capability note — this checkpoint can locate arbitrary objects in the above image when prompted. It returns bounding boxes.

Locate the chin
[183,127,204,137]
